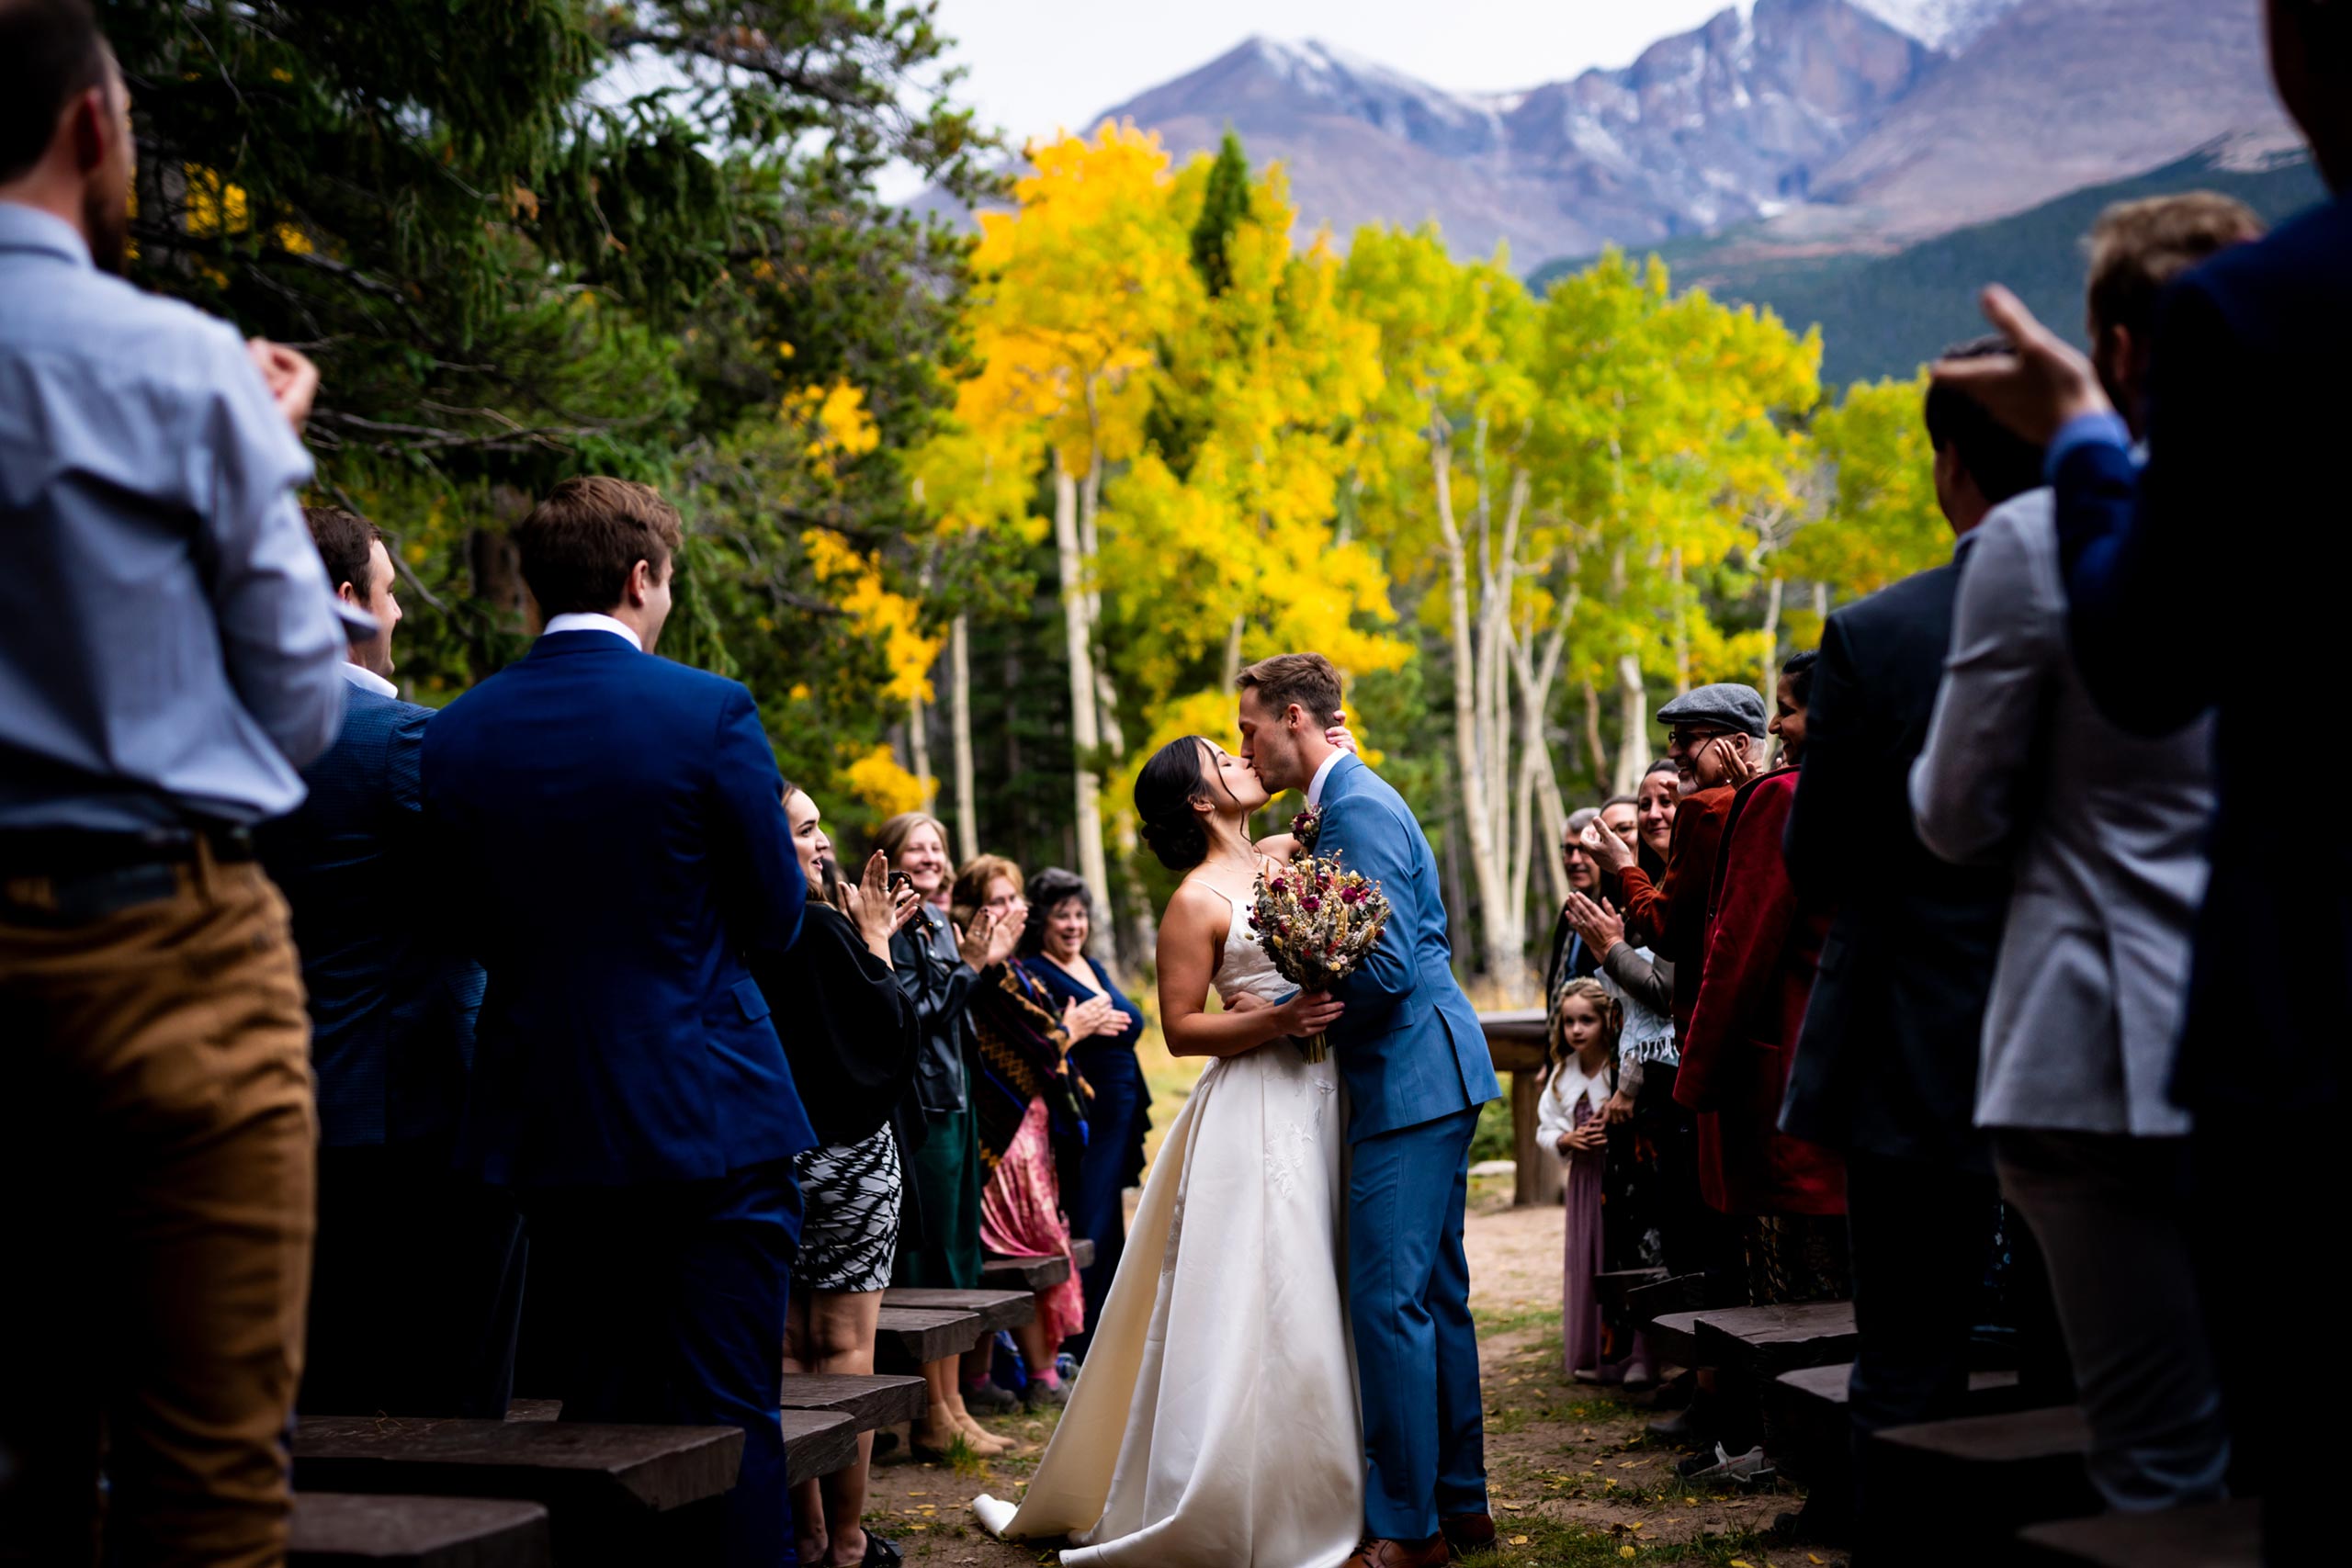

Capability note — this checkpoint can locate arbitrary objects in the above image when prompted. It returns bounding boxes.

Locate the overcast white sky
[921,1,1740,147]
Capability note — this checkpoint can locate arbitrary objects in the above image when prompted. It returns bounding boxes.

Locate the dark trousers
[1844,1152,1998,1563]
[2190,1106,2337,1563]
[0,846,315,1568]
[525,1160,803,1568]
[300,1143,526,1420]
[1063,1045,1146,1360]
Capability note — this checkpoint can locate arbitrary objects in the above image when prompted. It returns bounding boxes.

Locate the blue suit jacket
[2052,194,2350,1115]
[422,631,816,1186]
[1314,753,1501,1141]
[257,683,485,1148]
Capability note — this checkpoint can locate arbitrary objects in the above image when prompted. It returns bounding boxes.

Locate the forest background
[113,0,1963,1001]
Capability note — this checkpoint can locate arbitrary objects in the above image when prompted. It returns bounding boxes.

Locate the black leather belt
[0,824,257,881]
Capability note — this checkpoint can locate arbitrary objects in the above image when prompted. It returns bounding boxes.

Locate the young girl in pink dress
[1538,978,1622,1379]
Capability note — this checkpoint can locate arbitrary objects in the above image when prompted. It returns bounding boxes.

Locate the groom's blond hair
[1237,652,1342,724]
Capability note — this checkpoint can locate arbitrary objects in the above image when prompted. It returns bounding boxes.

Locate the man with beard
[0,3,347,1561]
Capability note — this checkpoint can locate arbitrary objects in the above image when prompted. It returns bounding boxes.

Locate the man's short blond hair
[2086,193,2264,339]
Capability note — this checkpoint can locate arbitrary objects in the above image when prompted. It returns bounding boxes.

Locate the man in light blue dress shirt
[0,4,349,1562]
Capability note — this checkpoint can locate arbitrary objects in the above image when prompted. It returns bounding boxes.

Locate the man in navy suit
[424,478,815,1567]
[1781,349,2051,1563]
[1934,6,2348,1551]
[1238,653,1501,1568]
[256,507,520,1419]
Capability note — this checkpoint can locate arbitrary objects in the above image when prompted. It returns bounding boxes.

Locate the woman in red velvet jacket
[1679,656,1848,1303]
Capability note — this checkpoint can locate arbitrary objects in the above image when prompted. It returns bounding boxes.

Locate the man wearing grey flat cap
[1579,679,1770,1371]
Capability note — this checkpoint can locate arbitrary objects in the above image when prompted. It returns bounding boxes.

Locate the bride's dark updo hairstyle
[1135,738,1215,871]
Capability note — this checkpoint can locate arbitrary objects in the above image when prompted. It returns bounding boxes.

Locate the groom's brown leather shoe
[1441,1512,1497,1558]
[1350,1535,1450,1568]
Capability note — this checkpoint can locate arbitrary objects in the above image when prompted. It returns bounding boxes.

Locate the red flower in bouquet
[1250,852,1390,1064]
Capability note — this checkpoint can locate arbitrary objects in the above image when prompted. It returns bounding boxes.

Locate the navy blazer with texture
[1315,752,1501,1141]
[422,630,816,1187]
[257,682,485,1148]
[1780,562,2010,1171]
[2051,195,2349,1115]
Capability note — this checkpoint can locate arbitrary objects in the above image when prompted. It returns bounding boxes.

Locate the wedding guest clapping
[1681,650,1847,1308]
[1908,195,2258,1517]
[1931,20,2346,1529]
[875,811,1015,1454]
[957,858,1097,1410]
[1017,867,1150,1368]
[758,786,922,1568]
[1,5,346,1556]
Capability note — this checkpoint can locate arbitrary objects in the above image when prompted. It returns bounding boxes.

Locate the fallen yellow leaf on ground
[1510,1536,1530,1546]
[1619,1549,1636,1561]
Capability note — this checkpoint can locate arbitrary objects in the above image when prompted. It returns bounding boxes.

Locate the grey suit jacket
[1908,490,2213,1137]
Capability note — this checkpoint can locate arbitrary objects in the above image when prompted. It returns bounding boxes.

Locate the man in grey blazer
[1908,192,2259,1514]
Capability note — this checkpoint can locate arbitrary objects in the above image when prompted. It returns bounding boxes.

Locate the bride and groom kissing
[975,653,1503,1568]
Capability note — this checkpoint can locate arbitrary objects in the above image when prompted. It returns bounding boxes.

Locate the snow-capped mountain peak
[1847,0,2024,51]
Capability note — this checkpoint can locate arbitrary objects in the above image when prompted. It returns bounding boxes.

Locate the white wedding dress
[972,885,1363,1567]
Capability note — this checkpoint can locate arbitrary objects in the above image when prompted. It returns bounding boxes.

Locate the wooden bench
[2014,1497,2261,1566]
[776,1409,862,1485]
[293,1416,745,1567]
[776,1372,927,1432]
[1627,1271,1708,1366]
[1646,1310,1705,1373]
[289,1493,551,1567]
[882,1287,1035,1337]
[981,1252,1071,1292]
[1695,1299,1858,1451]
[873,1304,989,1371]
[1869,1405,2097,1562]
[1070,1236,1096,1269]
[1771,1362,2025,1483]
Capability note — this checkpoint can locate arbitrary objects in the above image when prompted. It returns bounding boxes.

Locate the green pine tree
[1187,127,1250,297]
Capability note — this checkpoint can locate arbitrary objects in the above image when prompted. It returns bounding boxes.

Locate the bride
[972,734,1363,1567]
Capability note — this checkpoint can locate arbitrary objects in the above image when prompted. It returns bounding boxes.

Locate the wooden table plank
[289,1493,551,1567]
[776,1373,926,1430]
[980,1253,1071,1292]
[882,1288,1034,1335]
[779,1409,860,1487]
[293,1416,742,1514]
[2015,1497,2261,1566]
[874,1305,988,1369]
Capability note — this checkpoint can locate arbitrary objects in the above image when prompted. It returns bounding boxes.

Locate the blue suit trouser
[526,1159,803,1568]
[1350,1107,1487,1540]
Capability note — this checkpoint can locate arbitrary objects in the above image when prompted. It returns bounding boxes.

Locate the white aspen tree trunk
[1510,581,1577,912]
[1431,413,1523,1000]
[908,694,936,813]
[949,613,978,863]
[1053,455,1112,949]
[1759,575,1785,705]
[1613,652,1651,796]
[1582,682,1609,784]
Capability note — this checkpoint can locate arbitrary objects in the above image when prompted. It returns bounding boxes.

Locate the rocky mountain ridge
[1054,0,2293,267]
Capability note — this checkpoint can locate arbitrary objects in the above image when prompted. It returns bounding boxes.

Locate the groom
[1238,653,1501,1568]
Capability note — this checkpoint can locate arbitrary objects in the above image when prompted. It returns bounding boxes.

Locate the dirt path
[863,1178,1838,1566]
